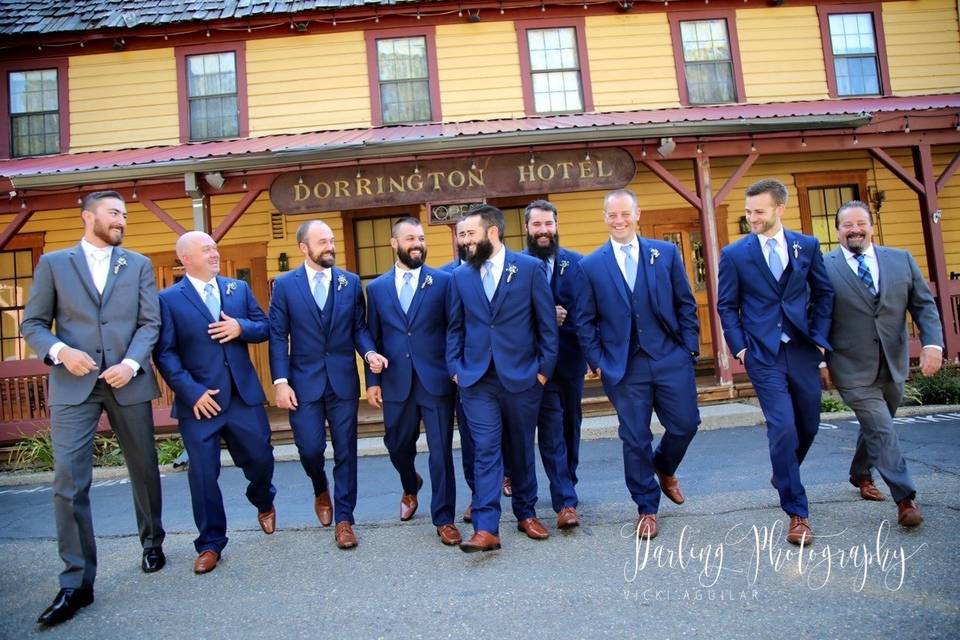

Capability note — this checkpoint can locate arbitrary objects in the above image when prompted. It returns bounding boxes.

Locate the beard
[466,237,494,270]
[751,217,777,236]
[526,231,558,260]
[844,233,868,254]
[457,244,469,262]
[310,247,336,268]
[93,218,124,246]
[398,244,426,269]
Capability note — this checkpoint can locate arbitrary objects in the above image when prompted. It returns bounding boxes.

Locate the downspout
[184,172,209,232]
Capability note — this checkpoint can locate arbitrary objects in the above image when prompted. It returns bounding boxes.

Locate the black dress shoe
[141,547,166,573]
[37,587,94,627]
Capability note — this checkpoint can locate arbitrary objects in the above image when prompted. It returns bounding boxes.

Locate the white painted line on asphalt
[0,474,167,496]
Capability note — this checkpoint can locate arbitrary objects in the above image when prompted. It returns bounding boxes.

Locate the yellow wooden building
[0,0,958,440]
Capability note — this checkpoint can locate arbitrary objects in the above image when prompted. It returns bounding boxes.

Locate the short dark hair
[524,199,557,225]
[603,188,638,210]
[392,216,422,237]
[465,204,505,240]
[835,200,874,228]
[81,190,124,214]
[745,179,788,206]
[296,220,328,245]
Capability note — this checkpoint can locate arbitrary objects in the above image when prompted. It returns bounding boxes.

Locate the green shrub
[821,393,849,413]
[156,437,186,465]
[901,383,923,407]
[11,431,55,471]
[910,364,960,405]
[93,434,125,467]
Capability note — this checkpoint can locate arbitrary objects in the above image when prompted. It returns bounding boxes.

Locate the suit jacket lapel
[749,234,781,292]
[385,268,408,322]
[405,268,430,325]
[490,253,515,318]
[100,247,124,307]
[178,278,216,322]
[783,230,807,291]
[467,265,490,319]
[601,242,631,308]
[68,244,100,304]
[638,237,659,313]
[829,248,876,309]
[874,246,892,308]
[295,265,326,330]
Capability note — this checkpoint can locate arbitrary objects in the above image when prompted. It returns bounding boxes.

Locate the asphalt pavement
[1,410,958,639]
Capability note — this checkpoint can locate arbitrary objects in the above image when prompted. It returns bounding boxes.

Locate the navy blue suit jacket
[522,247,587,380]
[364,265,454,401]
[446,249,558,390]
[154,277,268,420]
[717,230,834,366]
[439,259,463,273]
[576,236,699,386]
[268,265,375,401]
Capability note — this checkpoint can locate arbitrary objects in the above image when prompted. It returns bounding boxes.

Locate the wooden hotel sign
[270,148,636,214]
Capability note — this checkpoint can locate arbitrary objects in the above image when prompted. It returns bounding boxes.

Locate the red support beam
[640,158,701,209]
[868,148,925,196]
[0,207,36,250]
[713,153,759,209]
[140,197,188,236]
[211,188,264,242]
[935,149,960,194]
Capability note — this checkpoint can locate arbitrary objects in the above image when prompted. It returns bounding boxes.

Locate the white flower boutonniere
[421,274,433,290]
[506,264,519,284]
[113,256,127,275]
[337,274,348,291]
[792,241,802,259]
[225,282,237,296]
[559,259,570,276]
[649,248,660,265]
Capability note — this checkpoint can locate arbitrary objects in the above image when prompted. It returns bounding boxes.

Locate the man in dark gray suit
[22,191,165,627]
[821,200,943,527]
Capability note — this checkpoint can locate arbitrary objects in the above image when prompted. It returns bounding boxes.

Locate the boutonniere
[506,264,519,284]
[559,259,570,276]
[421,274,433,289]
[649,248,660,265]
[792,241,801,259]
[113,256,127,275]
[225,281,237,296]
[337,274,348,291]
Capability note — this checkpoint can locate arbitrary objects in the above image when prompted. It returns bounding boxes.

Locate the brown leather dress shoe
[459,530,501,553]
[462,502,472,523]
[556,506,580,529]
[437,524,463,546]
[502,476,513,497]
[194,550,220,574]
[655,467,685,505]
[258,507,276,535]
[335,522,358,549]
[786,515,813,545]
[850,475,885,501]
[314,491,333,527]
[635,514,658,539]
[400,474,423,521]
[517,517,550,540]
[897,499,923,527]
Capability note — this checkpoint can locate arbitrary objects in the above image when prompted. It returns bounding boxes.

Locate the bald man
[154,231,277,574]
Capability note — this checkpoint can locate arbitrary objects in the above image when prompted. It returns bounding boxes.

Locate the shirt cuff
[735,348,746,362]
[922,345,943,352]
[363,351,375,362]
[818,361,828,369]
[273,378,288,386]
[48,342,66,365]
[121,358,140,375]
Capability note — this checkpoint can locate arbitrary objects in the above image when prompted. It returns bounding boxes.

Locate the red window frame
[817,3,891,98]
[0,57,70,160]
[174,41,249,143]
[365,26,442,127]
[515,17,594,116]
[668,10,747,106]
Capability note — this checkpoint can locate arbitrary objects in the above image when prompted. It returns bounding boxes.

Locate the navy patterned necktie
[855,254,878,297]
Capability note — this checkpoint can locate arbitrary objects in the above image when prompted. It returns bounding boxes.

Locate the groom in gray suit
[22,191,165,627]
[821,200,943,527]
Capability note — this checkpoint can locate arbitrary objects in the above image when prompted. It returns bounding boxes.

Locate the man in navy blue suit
[269,220,387,549]
[447,205,558,552]
[154,231,276,574]
[718,178,834,545]
[576,189,700,540]
[365,217,461,546]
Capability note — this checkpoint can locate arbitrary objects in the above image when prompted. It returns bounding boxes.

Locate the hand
[919,347,943,377]
[366,352,389,374]
[192,388,221,420]
[366,385,383,409]
[537,373,548,386]
[819,366,833,390]
[275,382,298,410]
[589,368,601,380]
[208,312,242,343]
[60,346,98,376]
[555,305,568,327]
[99,363,134,388]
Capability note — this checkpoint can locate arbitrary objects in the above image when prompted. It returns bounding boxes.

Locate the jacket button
[405,353,410,358]
[777,322,782,328]
[408,332,412,336]
[873,339,879,344]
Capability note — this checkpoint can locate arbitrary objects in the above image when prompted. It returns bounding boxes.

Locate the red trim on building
[364,25,442,127]
[667,9,748,106]
[816,3,891,99]
[515,16,594,115]
[174,41,249,143]
[0,56,70,160]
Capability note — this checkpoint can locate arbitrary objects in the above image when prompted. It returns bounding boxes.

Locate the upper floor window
[817,6,890,98]
[366,28,441,126]
[175,43,249,143]
[516,19,593,116]
[1,59,68,159]
[669,13,747,106]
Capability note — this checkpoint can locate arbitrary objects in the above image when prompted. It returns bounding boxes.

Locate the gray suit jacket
[824,245,943,387]
[21,243,161,406]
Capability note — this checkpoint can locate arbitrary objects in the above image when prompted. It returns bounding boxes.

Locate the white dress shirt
[305,262,331,297]
[840,244,880,292]
[185,273,220,308]
[759,227,789,272]
[481,245,506,288]
[394,265,421,297]
[610,236,639,281]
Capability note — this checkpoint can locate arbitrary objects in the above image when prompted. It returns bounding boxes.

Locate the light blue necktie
[766,238,784,281]
[545,258,554,284]
[855,254,878,298]
[621,245,637,291]
[313,272,328,309]
[482,261,495,302]
[399,271,414,313]
[203,283,220,320]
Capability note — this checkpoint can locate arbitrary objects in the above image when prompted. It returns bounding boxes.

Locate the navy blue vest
[625,262,674,359]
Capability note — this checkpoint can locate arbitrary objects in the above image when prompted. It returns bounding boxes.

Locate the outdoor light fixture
[278,252,289,272]
[657,138,676,158]
[738,216,751,234]
[204,172,225,190]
